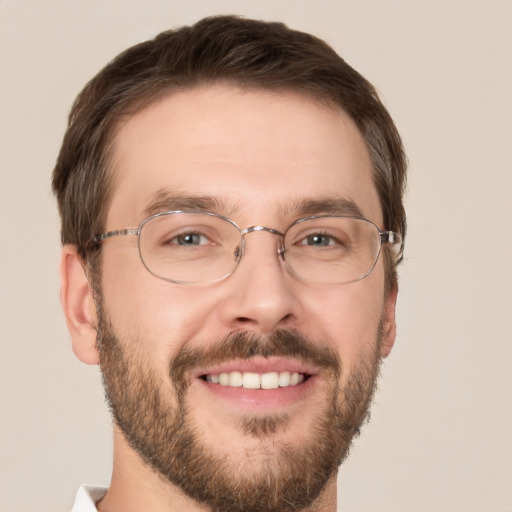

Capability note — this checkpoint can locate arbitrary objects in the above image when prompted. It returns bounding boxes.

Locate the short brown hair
[52,15,406,289]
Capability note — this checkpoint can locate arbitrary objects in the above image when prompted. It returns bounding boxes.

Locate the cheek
[305,273,385,368]
[100,250,221,365]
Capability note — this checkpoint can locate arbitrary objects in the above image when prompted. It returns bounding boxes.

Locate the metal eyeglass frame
[88,210,402,285]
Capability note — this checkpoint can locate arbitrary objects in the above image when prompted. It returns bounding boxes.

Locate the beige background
[1,1,511,511]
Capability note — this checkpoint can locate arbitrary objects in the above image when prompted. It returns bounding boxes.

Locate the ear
[59,245,100,365]
[380,285,398,358]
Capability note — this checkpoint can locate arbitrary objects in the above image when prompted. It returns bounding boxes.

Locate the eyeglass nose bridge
[238,225,287,262]
[241,225,284,237]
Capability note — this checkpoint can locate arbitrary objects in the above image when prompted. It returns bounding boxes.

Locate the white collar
[71,485,108,512]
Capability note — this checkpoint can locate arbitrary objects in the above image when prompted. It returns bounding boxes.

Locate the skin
[60,84,397,512]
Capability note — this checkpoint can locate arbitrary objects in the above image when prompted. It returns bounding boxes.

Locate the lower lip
[195,376,317,411]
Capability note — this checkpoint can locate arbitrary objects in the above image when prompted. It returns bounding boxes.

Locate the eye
[169,232,211,246]
[298,233,340,247]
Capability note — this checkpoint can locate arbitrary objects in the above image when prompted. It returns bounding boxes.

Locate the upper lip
[191,356,320,380]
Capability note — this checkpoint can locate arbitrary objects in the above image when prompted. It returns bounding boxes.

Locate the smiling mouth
[201,371,308,389]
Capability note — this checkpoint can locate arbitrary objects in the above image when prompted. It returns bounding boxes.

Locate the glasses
[89,211,402,285]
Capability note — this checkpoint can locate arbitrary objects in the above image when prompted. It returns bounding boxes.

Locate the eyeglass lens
[138,212,384,285]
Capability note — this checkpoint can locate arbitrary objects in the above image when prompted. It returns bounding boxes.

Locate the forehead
[107,84,381,228]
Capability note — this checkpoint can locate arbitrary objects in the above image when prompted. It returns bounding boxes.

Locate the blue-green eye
[300,234,336,246]
[172,232,209,246]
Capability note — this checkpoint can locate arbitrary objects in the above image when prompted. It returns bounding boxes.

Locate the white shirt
[71,485,107,512]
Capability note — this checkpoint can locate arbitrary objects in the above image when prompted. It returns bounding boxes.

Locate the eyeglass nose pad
[277,244,286,261]
[234,245,242,262]
[234,238,246,263]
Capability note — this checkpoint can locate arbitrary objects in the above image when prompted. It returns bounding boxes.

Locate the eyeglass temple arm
[379,231,401,245]
[380,231,404,260]
[90,228,140,244]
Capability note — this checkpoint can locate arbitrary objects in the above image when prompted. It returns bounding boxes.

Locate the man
[53,15,406,512]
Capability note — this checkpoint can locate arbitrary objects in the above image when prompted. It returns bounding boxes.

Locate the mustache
[170,329,341,389]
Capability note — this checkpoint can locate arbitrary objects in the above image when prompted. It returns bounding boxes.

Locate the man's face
[95,85,396,510]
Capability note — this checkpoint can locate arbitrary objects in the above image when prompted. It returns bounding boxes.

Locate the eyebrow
[142,190,232,218]
[142,190,365,221]
[284,197,364,219]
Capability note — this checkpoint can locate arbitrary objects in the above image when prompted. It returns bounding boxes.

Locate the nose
[219,229,302,334]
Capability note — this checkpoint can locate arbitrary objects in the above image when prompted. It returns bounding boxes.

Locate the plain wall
[1,1,511,510]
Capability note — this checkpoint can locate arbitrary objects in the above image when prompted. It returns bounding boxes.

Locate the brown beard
[97,303,382,512]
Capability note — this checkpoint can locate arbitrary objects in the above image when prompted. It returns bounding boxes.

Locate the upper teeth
[206,371,304,389]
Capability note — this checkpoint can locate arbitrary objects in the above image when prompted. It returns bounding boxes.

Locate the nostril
[280,313,294,325]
